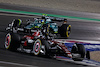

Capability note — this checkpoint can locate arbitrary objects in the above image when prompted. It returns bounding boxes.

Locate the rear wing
[40,16,66,22]
[48,17,66,22]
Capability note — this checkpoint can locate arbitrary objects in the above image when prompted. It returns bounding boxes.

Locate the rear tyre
[5,33,20,51]
[71,44,86,61]
[59,24,71,38]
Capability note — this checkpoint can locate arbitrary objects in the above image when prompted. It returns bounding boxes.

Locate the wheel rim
[66,25,71,37]
[35,42,40,52]
[5,33,11,49]
[33,39,42,55]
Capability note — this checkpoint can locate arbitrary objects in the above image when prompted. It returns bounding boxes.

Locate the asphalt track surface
[0,4,100,67]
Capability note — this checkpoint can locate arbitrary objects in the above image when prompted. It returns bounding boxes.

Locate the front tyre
[32,39,50,56]
[71,44,86,61]
[5,33,20,51]
[32,39,42,55]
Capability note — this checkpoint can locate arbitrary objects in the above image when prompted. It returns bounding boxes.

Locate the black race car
[5,30,90,61]
[6,17,71,38]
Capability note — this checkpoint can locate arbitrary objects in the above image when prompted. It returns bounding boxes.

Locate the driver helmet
[12,19,22,26]
[41,20,45,24]
[63,19,67,24]
[18,19,22,25]
[64,19,67,22]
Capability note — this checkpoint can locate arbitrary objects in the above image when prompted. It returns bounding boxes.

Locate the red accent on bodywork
[59,44,72,58]
[24,35,34,39]
[33,32,40,37]
[50,40,72,58]
[59,44,70,52]
[23,35,34,46]
[24,41,27,46]
[50,40,60,44]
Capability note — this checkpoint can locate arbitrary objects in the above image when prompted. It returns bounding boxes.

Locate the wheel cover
[5,33,11,49]
[33,39,42,55]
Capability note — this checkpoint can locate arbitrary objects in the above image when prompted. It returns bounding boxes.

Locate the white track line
[0,61,38,67]
[56,58,100,67]
[0,66,4,67]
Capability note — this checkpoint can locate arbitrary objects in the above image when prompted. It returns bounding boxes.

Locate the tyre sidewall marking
[35,42,40,52]
[33,39,42,55]
[5,33,11,49]
[66,25,71,37]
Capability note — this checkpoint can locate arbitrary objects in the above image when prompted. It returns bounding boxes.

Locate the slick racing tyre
[32,39,50,56]
[40,39,50,56]
[59,24,71,38]
[5,33,20,51]
[71,44,86,61]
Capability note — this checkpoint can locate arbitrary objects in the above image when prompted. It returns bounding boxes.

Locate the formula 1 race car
[5,30,89,61]
[6,17,71,38]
